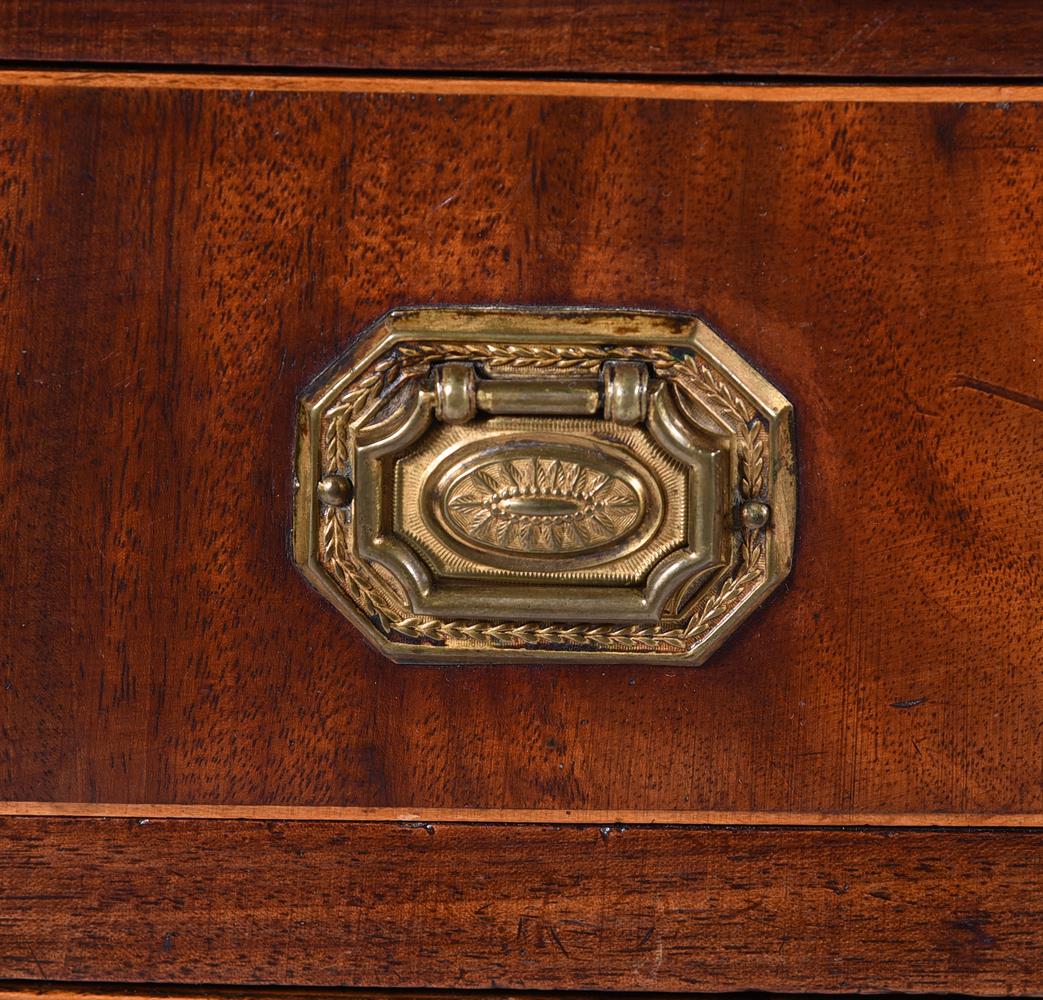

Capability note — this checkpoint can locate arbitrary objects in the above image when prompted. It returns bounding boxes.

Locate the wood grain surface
[3,1,1043,79]
[3,817,1043,992]
[1,77,1041,819]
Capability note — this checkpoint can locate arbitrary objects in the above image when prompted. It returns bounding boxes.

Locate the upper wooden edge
[2,71,1043,103]
[4,802,1043,828]
[2,2,1043,80]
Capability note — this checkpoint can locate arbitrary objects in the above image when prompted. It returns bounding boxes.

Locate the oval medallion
[423,436,664,572]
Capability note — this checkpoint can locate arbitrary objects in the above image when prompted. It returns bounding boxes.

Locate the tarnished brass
[294,307,795,664]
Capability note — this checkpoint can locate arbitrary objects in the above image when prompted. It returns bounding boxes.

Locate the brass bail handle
[432,359,650,425]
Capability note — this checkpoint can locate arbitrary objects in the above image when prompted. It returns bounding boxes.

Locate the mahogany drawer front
[2,75,1040,819]
[1,71,1042,993]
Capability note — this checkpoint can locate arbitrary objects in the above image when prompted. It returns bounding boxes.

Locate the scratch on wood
[821,12,898,69]
[891,697,926,709]
[547,923,571,958]
[22,939,49,981]
[952,373,1043,414]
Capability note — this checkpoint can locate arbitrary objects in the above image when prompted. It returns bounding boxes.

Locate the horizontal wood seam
[5,802,1043,828]
[2,70,1043,101]
[6,60,1043,88]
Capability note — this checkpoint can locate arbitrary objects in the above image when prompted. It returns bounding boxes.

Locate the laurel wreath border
[318,342,769,656]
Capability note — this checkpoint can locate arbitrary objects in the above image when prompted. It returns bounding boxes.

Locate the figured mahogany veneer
[1,75,1042,820]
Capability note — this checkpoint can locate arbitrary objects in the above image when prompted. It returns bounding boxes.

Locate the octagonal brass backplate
[293,307,795,664]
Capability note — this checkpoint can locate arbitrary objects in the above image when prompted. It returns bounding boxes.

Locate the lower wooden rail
[2,818,1042,993]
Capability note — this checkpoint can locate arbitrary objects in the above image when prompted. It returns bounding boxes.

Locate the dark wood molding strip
[1,1,1043,80]
[2,817,1042,993]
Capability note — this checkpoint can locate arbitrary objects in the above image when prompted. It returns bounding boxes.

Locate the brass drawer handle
[294,307,795,665]
[434,359,646,422]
